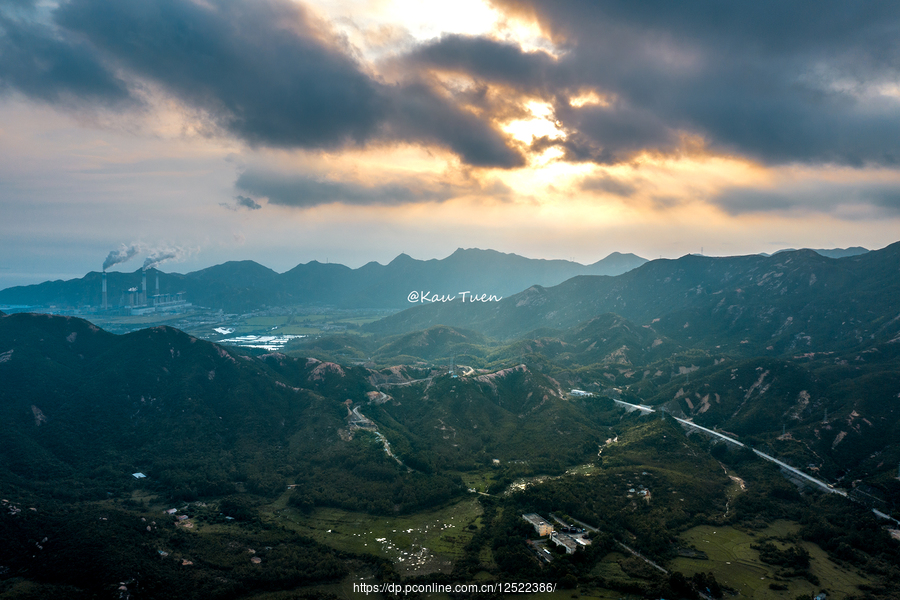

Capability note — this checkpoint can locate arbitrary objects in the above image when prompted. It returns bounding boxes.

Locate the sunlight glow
[309,0,560,61]
[312,0,501,60]
[501,101,564,144]
[385,0,499,39]
[568,90,612,108]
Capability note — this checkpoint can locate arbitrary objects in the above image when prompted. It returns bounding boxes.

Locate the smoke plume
[143,247,185,271]
[102,244,141,271]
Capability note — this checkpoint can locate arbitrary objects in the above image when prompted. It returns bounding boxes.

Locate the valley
[2,245,900,599]
[4,0,900,594]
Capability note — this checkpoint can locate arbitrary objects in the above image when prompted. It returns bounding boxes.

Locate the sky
[1,0,900,288]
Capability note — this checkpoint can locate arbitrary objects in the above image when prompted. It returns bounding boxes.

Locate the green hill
[0,312,460,510]
[366,242,900,355]
[4,308,900,599]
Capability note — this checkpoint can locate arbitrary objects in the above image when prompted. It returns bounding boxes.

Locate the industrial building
[522,513,592,556]
[101,268,191,315]
[522,513,554,537]
[550,532,579,554]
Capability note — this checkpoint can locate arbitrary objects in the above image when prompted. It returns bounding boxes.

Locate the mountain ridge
[366,241,900,354]
[0,248,647,312]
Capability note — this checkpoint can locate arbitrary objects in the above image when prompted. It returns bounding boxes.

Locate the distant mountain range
[367,242,900,355]
[769,246,869,258]
[0,248,647,312]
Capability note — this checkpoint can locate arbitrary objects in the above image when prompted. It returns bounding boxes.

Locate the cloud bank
[1,0,899,219]
[2,0,894,174]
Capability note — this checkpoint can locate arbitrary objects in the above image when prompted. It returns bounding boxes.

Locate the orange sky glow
[0,0,898,286]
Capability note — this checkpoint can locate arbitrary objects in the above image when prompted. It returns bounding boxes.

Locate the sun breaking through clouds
[1,0,899,285]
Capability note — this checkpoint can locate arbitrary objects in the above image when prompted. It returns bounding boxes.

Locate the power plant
[99,267,190,315]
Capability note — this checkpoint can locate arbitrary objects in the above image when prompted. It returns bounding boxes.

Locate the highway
[749,448,847,496]
[609,398,847,497]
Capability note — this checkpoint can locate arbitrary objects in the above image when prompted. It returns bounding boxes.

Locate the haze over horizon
[0,243,882,293]
[7,245,652,287]
[2,0,899,288]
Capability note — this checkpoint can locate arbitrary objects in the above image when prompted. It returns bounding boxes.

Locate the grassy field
[565,462,599,476]
[672,521,874,599]
[457,469,500,493]
[590,551,632,579]
[260,492,484,576]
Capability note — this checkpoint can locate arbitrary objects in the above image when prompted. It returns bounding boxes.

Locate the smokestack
[155,271,159,296]
[102,271,108,310]
[142,270,147,305]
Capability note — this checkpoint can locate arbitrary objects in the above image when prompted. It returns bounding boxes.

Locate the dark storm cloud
[550,103,679,164]
[465,0,900,167]
[235,169,511,208]
[0,3,130,106]
[389,81,525,168]
[6,0,898,174]
[405,34,556,91]
[0,0,523,168]
[55,0,387,148]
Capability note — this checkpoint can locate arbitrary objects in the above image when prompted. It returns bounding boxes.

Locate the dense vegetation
[4,241,900,599]
[0,314,462,513]
[0,497,388,599]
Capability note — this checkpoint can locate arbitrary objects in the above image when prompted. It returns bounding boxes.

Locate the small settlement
[522,513,591,560]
